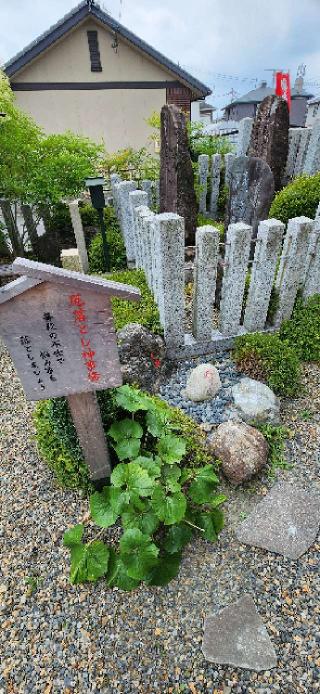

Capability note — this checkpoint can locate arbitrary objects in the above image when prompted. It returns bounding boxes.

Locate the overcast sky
[1,0,320,113]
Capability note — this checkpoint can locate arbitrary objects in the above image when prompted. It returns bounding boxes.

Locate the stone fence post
[135,207,155,290]
[274,216,313,327]
[154,213,185,349]
[302,218,320,299]
[110,173,122,217]
[283,128,302,183]
[192,226,219,341]
[141,180,153,208]
[303,119,320,175]
[209,154,221,219]
[294,128,312,176]
[68,201,89,273]
[224,153,235,188]
[243,219,284,332]
[236,117,253,156]
[198,154,209,214]
[116,181,137,264]
[219,222,251,335]
[61,248,82,272]
[129,190,148,267]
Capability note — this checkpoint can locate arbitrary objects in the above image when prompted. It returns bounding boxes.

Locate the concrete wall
[11,18,176,151]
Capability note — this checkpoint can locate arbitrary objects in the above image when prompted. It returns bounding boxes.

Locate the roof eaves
[4,1,211,97]
[4,2,88,77]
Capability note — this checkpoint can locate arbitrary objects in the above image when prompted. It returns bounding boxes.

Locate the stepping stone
[202,595,277,671]
[236,481,320,559]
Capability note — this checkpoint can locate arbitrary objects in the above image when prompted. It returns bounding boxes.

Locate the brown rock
[208,420,268,486]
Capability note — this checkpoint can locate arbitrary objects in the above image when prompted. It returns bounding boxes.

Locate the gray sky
[1,0,320,113]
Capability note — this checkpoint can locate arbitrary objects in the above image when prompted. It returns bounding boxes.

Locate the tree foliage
[0,70,102,205]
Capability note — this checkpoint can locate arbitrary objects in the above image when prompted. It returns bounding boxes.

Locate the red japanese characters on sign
[275,72,291,111]
[69,293,101,383]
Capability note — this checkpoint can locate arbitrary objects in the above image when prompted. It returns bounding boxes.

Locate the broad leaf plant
[64,385,226,591]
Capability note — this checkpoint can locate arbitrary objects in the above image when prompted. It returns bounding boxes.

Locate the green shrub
[233,332,301,396]
[279,294,320,362]
[61,385,225,591]
[88,223,126,273]
[269,173,320,226]
[34,386,214,492]
[103,268,162,335]
[34,399,92,491]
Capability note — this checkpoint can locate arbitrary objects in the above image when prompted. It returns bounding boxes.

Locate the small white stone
[183,363,221,402]
[232,377,280,423]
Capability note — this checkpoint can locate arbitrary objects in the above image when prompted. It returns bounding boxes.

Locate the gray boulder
[232,377,280,423]
[208,420,269,486]
[117,323,165,393]
[183,363,221,402]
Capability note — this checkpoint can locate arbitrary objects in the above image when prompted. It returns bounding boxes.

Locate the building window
[87,30,102,72]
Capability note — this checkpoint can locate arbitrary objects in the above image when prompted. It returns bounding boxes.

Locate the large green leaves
[69,540,109,584]
[192,509,224,541]
[161,464,182,493]
[119,529,159,580]
[164,523,193,554]
[64,524,84,547]
[188,465,220,504]
[145,553,181,586]
[122,501,160,535]
[114,385,150,413]
[151,487,187,525]
[106,548,140,591]
[111,462,155,499]
[132,456,161,480]
[146,408,168,438]
[90,487,127,528]
[108,419,143,461]
[157,435,186,464]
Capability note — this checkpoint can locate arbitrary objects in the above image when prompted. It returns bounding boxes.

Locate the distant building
[191,100,216,124]
[4,1,210,151]
[306,96,320,127]
[222,78,313,127]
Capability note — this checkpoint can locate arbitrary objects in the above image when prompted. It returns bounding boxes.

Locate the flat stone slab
[202,595,277,671]
[236,482,320,559]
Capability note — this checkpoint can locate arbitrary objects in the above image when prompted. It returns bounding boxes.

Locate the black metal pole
[97,208,110,272]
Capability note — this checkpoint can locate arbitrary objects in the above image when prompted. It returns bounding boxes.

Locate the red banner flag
[275,71,291,111]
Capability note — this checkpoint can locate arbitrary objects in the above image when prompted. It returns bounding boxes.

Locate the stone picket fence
[105,182,318,355]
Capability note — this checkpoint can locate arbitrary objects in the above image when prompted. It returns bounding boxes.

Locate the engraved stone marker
[225,156,274,241]
[0,258,140,481]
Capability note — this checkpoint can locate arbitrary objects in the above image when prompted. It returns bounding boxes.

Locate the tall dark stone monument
[225,156,274,240]
[160,104,197,245]
[248,95,289,190]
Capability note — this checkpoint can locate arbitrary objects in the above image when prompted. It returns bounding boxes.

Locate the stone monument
[248,95,289,190]
[225,156,274,240]
[159,104,197,245]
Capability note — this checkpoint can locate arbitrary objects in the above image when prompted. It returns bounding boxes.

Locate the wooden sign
[0,258,141,481]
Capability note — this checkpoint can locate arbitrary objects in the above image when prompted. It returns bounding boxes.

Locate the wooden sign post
[0,258,140,482]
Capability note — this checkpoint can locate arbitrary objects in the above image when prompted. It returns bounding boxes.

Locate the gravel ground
[1,344,320,694]
[159,352,243,425]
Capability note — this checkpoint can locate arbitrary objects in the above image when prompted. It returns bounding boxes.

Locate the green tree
[0,70,103,258]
